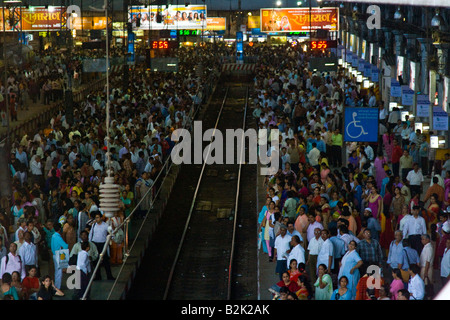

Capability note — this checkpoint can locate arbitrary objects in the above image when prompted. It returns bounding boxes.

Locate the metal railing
[82,71,220,300]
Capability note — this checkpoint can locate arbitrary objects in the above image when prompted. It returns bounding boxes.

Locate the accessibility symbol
[344,107,379,142]
[346,112,368,139]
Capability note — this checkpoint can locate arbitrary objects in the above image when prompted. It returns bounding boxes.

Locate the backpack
[5,254,22,269]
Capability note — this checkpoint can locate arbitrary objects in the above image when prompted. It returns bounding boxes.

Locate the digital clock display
[178,30,200,36]
[311,40,328,49]
[310,40,337,50]
[152,40,169,49]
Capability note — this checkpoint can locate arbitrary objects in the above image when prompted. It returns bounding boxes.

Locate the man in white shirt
[408,263,425,300]
[92,153,103,173]
[307,142,321,170]
[306,214,324,243]
[440,238,450,287]
[406,163,424,197]
[317,229,334,274]
[0,243,26,280]
[88,212,115,281]
[306,227,324,284]
[75,241,91,299]
[403,205,427,255]
[30,155,43,187]
[18,231,38,274]
[419,234,434,284]
[274,225,292,280]
[287,235,305,269]
[363,142,374,162]
[69,146,78,166]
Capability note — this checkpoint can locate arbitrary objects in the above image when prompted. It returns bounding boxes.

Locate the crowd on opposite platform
[0,46,143,127]
[0,44,221,300]
[252,44,450,300]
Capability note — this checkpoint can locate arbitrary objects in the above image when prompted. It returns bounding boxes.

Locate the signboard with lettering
[344,107,379,142]
[371,66,379,82]
[0,6,64,31]
[433,106,449,131]
[260,7,339,32]
[401,86,414,106]
[390,80,402,98]
[364,63,372,78]
[416,95,430,118]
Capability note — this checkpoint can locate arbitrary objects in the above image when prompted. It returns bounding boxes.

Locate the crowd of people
[0,44,221,300]
[252,44,450,300]
[0,39,449,301]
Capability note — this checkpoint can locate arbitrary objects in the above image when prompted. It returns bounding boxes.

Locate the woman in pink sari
[374,153,388,192]
[368,186,383,220]
[444,171,450,205]
[382,128,395,163]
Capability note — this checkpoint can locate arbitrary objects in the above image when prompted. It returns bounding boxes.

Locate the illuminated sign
[206,17,226,31]
[152,40,169,49]
[129,4,207,30]
[178,29,201,36]
[0,6,64,32]
[151,40,178,49]
[260,7,339,33]
[310,40,337,50]
[288,32,308,36]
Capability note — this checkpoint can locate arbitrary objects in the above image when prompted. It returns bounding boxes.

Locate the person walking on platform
[88,211,115,281]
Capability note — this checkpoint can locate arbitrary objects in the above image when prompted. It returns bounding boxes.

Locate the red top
[391,146,403,164]
[22,276,40,297]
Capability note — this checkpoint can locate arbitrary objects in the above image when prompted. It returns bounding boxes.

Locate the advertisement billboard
[260,7,338,33]
[129,5,206,30]
[206,17,226,31]
[0,6,64,31]
[72,17,107,30]
[248,16,260,29]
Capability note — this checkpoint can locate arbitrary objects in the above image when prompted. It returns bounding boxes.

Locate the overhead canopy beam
[330,0,449,7]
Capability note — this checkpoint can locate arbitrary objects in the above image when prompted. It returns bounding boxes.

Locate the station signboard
[0,6,64,31]
[260,7,339,33]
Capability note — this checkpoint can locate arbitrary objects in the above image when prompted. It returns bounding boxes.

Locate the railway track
[126,75,258,300]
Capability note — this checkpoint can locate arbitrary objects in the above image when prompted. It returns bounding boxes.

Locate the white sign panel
[410,61,417,91]
[444,76,450,112]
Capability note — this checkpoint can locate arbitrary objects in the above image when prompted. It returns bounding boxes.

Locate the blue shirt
[367,217,381,241]
[401,247,420,271]
[15,151,28,168]
[51,232,68,255]
[329,236,346,259]
[386,240,404,269]
[287,230,303,243]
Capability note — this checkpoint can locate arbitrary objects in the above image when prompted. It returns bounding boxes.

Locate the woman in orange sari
[296,275,312,300]
[110,210,125,265]
[425,193,440,231]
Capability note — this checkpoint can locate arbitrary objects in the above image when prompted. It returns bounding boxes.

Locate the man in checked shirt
[356,228,383,276]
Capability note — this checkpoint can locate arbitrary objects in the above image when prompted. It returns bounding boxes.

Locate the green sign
[288,32,308,36]
[178,30,200,36]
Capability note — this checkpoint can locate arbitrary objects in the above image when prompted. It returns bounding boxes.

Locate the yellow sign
[72,17,107,30]
[248,16,260,29]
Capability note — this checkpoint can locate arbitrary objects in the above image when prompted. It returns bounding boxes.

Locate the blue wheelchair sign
[344,107,379,142]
